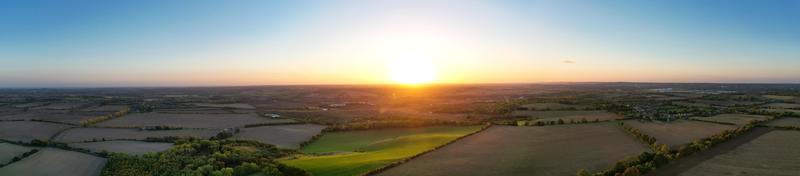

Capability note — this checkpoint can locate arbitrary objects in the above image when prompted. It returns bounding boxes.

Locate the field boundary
[647,127,773,176]
[0,148,39,168]
[687,118,737,126]
[362,123,493,176]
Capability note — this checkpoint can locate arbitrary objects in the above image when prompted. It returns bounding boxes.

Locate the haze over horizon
[1,0,799,87]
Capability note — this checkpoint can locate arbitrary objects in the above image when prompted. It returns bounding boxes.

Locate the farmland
[0,148,106,176]
[1,83,800,176]
[0,142,36,164]
[70,141,173,155]
[378,123,650,176]
[233,124,327,149]
[0,121,73,142]
[95,113,296,128]
[517,103,587,110]
[761,103,800,109]
[511,110,621,123]
[691,114,770,125]
[676,130,800,176]
[766,118,800,127]
[0,112,112,125]
[763,95,797,101]
[622,120,737,148]
[282,126,483,176]
[54,128,219,143]
[193,103,256,109]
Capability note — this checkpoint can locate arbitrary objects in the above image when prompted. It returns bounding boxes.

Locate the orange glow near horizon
[389,58,438,85]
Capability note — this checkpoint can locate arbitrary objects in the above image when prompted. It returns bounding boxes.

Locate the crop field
[695,100,764,107]
[511,110,621,123]
[761,103,800,109]
[763,109,800,115]
[766,118,800,128]
[0,148,106,176]
[0,142,36,164]
[81,105,129,112]
[31,102,89,110]
[282,126,483,176]
[378,123,650,176]
[677,130,800,176]
[763,95,797,101]
[233,124,327,149]
[0,121,73,142]
[623,120,737,148]
[54,128,219,143]
[193,103,255,109]
[70,141,173,155]
[95,113,296,128]
[0,112,112,125]
[517,103,587,110]
[692,114,770,125]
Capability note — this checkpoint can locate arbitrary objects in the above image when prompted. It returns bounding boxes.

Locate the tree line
[580,117,772,176]
[101,139,310,176]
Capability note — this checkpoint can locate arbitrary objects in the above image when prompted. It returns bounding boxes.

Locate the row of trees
[583,118,770,176]
[618,122,660,150]
[324,119,482,132]
[101,139,310,176]
[80,108,131,126]
[507,117,603,127]
[674,119,764,157]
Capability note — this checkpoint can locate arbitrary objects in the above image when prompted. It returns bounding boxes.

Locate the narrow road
[648,127,772,176]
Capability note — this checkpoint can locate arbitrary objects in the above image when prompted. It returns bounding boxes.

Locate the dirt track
[648,127,772,176]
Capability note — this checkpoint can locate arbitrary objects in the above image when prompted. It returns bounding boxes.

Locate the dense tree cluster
[101,139,310,176]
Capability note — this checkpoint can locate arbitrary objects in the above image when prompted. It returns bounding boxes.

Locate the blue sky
[1,0,798,87]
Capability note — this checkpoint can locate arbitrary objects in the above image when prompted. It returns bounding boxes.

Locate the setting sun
[389,59,437,85]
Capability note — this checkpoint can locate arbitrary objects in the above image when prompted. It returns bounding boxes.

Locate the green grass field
[281,126,483,176]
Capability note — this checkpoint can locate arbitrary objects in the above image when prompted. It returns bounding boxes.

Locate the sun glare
[389,59,437,85]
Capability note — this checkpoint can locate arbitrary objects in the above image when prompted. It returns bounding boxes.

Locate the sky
[1,0,799,87]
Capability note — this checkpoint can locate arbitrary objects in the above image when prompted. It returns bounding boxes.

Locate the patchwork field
[378,123,650,176]
[233,124,327,149]
[766,118,800,128]
[0,148,106,176]
[517,103,587,110]
[70,141,173,155]
[95,113,296,128]
[54,128,219,143]
[623,120,737,148]
[0,112,111,125]
[282,126,483,176]
[0,121,73,142]
[692,114,770,125]
[0,143,36,164]
[511,110,621,123]
[677,130,800,176]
